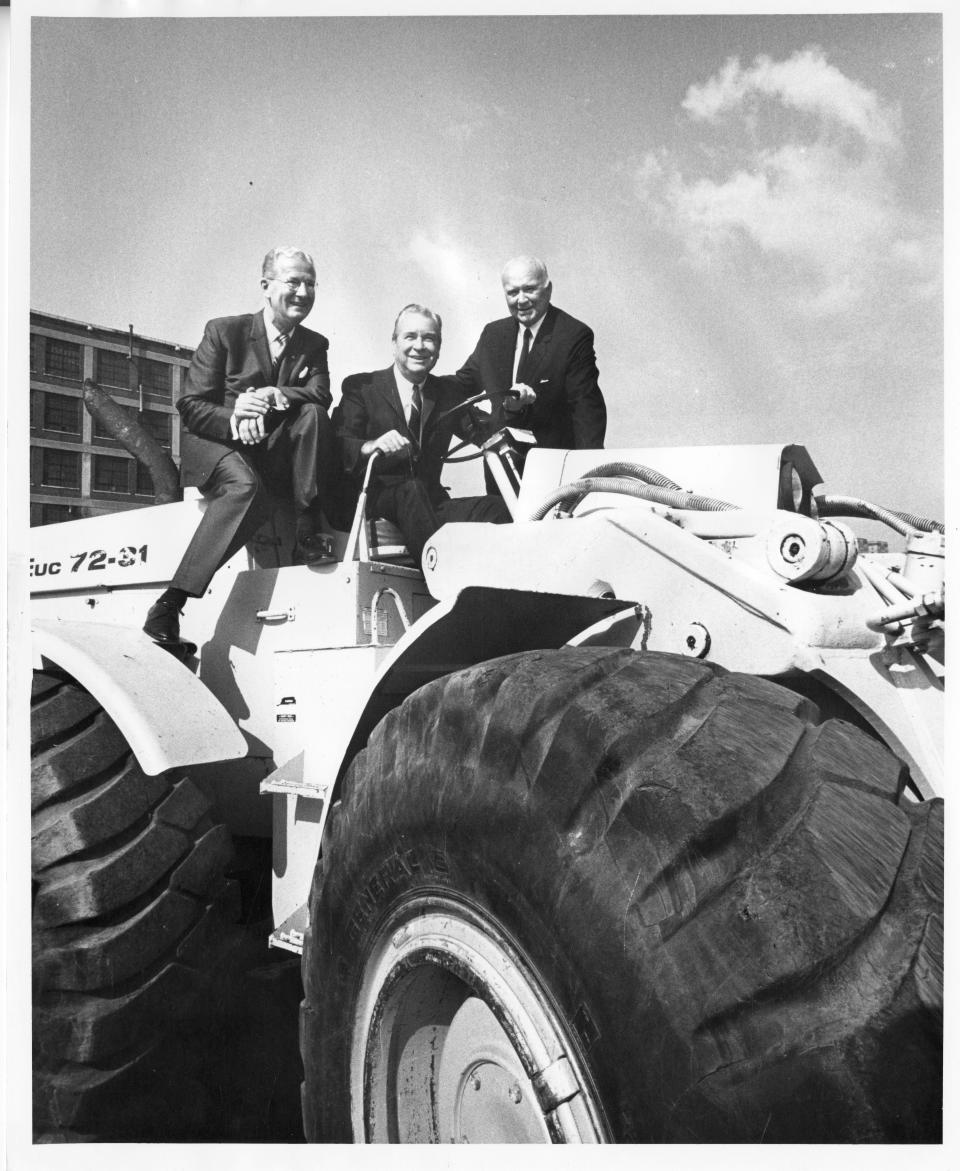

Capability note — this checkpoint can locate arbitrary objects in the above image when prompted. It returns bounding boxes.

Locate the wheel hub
[437,997,551,1143]
[350,897,607,1143]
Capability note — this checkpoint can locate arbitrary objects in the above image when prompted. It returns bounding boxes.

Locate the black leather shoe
[143,598,183,644]
[294,532,337,565]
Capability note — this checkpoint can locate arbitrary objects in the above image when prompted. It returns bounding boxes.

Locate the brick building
[29,311,193,526]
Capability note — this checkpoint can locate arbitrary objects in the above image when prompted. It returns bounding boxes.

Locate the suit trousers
[172,403,333,596]
[372,479,511,566]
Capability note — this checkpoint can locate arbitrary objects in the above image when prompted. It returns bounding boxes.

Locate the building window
[44,338,83,381]
[93,454,131,494]
[41,448,81,489]
[40,503,80,526]
[140,358,172,397]
[96,348,133,391]
[135,461,155,497]
[42,393,82,436]
[30,334,45,374]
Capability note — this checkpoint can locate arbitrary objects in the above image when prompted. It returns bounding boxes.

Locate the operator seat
[365,518,414,564]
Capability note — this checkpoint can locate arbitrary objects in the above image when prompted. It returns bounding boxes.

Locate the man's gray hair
[501,255,550,284]
[262,246,315,278]
[392,303,443,340]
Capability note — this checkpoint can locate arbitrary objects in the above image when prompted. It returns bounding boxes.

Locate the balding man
[453,255,606,485]
[143,246,336,647]
[338,304,510,565]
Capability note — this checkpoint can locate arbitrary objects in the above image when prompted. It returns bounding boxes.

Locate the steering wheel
[435,388,522,464]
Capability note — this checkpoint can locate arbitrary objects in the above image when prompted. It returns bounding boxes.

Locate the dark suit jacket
[452,304,606,451]
[177,311,331,488]
[337,367,478,507]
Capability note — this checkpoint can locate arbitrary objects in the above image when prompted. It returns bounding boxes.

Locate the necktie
[272,333,288,376]
[517,327,533,384]
[408,383,422,445]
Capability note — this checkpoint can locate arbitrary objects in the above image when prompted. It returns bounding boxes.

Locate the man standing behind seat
[453,255,607,486]
[338,304,512,566]
[143,246,335,647]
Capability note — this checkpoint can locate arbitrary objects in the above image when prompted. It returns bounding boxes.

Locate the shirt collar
[263,308,294,344]
[518,313,546,343]
[393,364,423,397]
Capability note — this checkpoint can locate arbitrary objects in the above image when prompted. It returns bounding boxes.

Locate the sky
[23,7,945,520]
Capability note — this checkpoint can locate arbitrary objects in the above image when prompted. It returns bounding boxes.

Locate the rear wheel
[31,669,240,1141]
[300,647,942,1143]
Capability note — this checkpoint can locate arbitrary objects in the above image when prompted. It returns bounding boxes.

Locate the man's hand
[505,382,537,412]
[236,417,266,445]
[233,388,274,418]
[361,430,412,459]
[232,387,289,445]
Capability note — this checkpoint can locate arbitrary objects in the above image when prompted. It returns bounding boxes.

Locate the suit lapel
[277,325,304,385]
[377,368,407,429]
[249,312,273,385]
[419,374,438,438]
[498,319,518,389]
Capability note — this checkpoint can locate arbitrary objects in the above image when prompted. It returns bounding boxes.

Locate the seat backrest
[367,518,413,563]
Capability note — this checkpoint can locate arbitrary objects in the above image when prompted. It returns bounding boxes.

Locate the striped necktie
[272,333,288,376]
[408,383,423,444]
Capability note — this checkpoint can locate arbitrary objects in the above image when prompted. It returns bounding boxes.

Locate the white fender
[32,618,248,777]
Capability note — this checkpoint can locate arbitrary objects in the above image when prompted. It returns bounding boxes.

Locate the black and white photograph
[4,0,949,1161]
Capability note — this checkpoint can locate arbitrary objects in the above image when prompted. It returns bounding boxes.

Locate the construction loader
[29,424,943,1143]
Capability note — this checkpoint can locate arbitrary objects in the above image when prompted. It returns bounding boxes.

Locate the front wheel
[346,892,607,1142]
[301,647,942,1143]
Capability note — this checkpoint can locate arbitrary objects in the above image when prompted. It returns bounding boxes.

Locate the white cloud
[635,48,938,316]
[683,48,901,148]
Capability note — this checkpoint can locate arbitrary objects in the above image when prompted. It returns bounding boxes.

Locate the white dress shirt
[393,364,423,427]
[512,314,546,384]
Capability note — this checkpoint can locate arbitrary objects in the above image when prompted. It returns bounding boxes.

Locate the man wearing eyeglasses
[143,245,335,648]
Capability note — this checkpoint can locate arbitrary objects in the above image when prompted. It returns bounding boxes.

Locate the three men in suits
[337,304,514,565]
[143,246,336,646]
[453,255,606,486]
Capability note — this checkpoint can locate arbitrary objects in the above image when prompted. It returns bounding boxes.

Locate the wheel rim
[350,894,608,1143]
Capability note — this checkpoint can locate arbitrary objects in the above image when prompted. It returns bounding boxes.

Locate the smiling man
[337,303,511,565]
[453,255,607,488]
[142,245,336,648]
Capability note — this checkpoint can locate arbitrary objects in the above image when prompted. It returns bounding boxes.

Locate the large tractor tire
[300,647,942,1144]
[31,669,240,1141]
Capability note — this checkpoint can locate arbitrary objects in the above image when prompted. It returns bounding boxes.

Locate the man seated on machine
[336,303,534,565]
[143,246,336,649]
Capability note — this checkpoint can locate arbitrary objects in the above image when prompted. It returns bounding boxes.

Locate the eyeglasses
[269,277,317,291]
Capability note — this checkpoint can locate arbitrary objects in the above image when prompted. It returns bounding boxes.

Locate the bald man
[451,256,607,485]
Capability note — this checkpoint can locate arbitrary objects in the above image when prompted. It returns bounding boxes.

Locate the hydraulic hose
[580,461,683,492]
[815,495,943,538]
[888,510,945,535]
[528,477,737,521]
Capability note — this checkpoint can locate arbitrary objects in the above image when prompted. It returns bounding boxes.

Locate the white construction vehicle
[29,428,943,1143]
